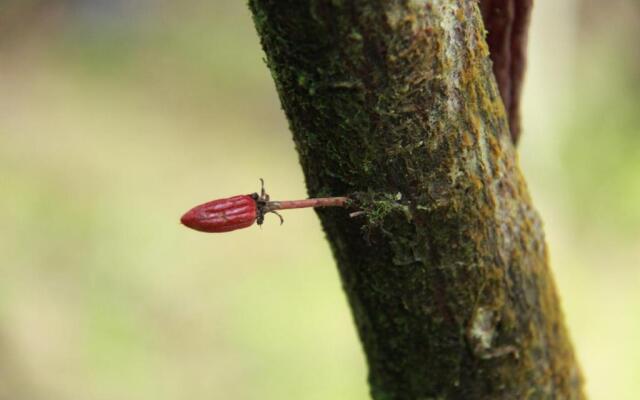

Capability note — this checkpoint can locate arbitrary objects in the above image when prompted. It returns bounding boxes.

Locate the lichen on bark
[248,0,584,398]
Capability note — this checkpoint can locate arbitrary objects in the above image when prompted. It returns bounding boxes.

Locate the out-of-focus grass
[0,1,638,399]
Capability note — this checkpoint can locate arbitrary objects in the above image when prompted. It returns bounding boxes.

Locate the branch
[249,0,583,398]
[479,0,533,144]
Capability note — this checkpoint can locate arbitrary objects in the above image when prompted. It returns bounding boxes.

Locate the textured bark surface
[249,1,583,398]
[479,0,533,144]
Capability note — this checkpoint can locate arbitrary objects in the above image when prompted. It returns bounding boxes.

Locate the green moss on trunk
[248,0,584,398]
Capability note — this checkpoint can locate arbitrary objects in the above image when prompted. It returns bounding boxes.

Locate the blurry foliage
[562,59,640,237]
[561,6,640,239]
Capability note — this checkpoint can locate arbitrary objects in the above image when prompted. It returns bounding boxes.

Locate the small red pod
[180,194,258,233]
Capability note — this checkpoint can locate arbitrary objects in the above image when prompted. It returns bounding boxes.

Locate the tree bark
[248,1,583,398]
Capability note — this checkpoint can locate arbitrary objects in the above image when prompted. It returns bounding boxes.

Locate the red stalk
[264,197,349,212]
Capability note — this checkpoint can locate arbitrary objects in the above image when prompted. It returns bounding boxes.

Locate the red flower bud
[180,194,258,233]
[180,180,350,234]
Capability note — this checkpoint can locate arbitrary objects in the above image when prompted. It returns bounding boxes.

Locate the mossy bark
[248,1,584,398]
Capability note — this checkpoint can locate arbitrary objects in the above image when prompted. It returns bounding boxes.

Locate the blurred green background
[0,1,638,399]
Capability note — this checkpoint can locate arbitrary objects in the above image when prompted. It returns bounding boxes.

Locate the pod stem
[263,197,349,212]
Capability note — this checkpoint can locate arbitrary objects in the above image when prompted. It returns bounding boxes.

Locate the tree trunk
[248,1,584,398]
